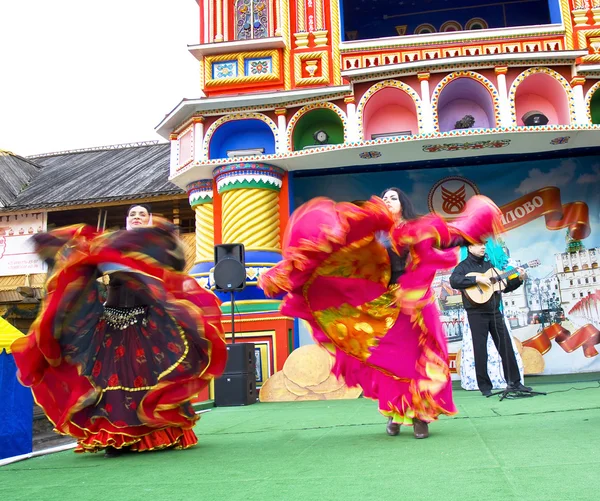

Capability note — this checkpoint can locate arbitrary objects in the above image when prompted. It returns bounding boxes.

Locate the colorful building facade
[157,1,600,379]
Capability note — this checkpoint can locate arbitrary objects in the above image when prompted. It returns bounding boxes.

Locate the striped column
[187,180,215,290]
[213,162,285,313]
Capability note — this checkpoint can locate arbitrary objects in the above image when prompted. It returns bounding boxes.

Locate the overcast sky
[0,0,201,156]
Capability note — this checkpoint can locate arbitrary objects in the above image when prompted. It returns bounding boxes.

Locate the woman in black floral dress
[12,205,227,457]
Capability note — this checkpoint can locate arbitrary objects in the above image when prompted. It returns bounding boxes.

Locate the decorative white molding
[341,51,589,81]
[156,85,352,138]
[188,37,286,59]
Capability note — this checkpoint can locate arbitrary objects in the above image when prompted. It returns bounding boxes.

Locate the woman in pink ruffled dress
[258,188,503,439]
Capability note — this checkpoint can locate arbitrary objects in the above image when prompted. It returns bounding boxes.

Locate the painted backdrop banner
[292,155,600,376]
[0,212,47,276]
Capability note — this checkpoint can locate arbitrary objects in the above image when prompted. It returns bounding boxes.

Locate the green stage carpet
[2,380,599,501]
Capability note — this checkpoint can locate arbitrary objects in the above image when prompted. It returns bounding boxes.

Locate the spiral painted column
[213,162,285,312]
[187,180,215,290]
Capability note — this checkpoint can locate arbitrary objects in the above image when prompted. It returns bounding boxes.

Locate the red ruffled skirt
[12,224,227,452]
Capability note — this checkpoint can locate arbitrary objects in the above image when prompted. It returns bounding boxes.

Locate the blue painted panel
[0,353,33,460]
[245,250,282,264]
[214,283,279,302]
[547,0,562,24]
[190,261,214,275]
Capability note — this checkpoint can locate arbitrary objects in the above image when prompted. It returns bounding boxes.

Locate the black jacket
[449,252,522,312]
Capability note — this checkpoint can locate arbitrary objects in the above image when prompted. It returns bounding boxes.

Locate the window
[580,292,584,298]
[466,18,488,30]
[585,278,589,284]
[440,21,463,32]
[572,293,576,299]
[414,23,436,35]
[570,280,573,286]
[235,0,269,40]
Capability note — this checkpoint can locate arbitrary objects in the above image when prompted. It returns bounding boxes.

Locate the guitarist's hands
[516,267,527,280]
[475,275,492,287]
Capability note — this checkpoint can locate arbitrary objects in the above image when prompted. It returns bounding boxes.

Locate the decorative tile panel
[245,57,272,76]
[213,60,238,80]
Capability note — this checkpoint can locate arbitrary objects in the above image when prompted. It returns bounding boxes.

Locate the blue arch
[209,119,276,159]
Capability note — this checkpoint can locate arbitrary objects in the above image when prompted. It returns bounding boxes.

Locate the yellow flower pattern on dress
[314,288,399,362]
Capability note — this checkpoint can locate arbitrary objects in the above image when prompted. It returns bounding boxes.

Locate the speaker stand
[230,290,236,344]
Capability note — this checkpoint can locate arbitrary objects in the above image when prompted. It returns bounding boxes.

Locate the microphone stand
[487,266,545,401]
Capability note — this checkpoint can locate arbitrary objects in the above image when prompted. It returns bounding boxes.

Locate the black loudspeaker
[213,244,246,292]
[522,110,549,126]
[214,374,256,406]
[223,343,256,375]
[215,342,257,407]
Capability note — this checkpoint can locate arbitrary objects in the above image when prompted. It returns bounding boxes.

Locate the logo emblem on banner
[428,176,480,216]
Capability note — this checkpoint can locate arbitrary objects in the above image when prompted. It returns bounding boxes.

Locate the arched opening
[466,18,488,30]
[208,119,276,159]
[362,86,419,140]
[415,23,436,35]
[514,73,571,126]
[437,77,496,132]
[590,88,600,125]
[292,109,345,151]
[440,21,462,32]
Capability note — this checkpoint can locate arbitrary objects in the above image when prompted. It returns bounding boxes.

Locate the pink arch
[363,87,419,140]
[514,73,571,126]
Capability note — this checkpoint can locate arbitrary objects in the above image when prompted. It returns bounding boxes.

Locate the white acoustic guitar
[464,259,541,304]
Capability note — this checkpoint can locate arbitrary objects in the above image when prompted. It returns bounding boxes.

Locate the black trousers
[466,310,520,392]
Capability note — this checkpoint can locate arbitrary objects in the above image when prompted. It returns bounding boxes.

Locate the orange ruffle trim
[74,426,198,453]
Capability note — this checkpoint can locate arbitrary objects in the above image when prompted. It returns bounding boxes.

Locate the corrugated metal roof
[0,143,185,212]
[0,150,42,207]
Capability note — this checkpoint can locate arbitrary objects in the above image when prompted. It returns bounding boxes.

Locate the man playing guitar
[450,242,532,397]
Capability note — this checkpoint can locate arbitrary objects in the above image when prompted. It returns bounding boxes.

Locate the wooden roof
[0,143,185,213]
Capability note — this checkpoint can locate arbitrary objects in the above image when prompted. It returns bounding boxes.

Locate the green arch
[292,108,345,151]
[591,89,600,125]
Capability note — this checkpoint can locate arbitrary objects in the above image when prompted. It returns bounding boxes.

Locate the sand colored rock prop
[259,344,363,402]
[521,346,545,374]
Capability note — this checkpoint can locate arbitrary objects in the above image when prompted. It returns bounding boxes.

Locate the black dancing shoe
[412,419,429,439]
[386,417,400,436]
[481,389,492,397]
[104,446,122,458]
